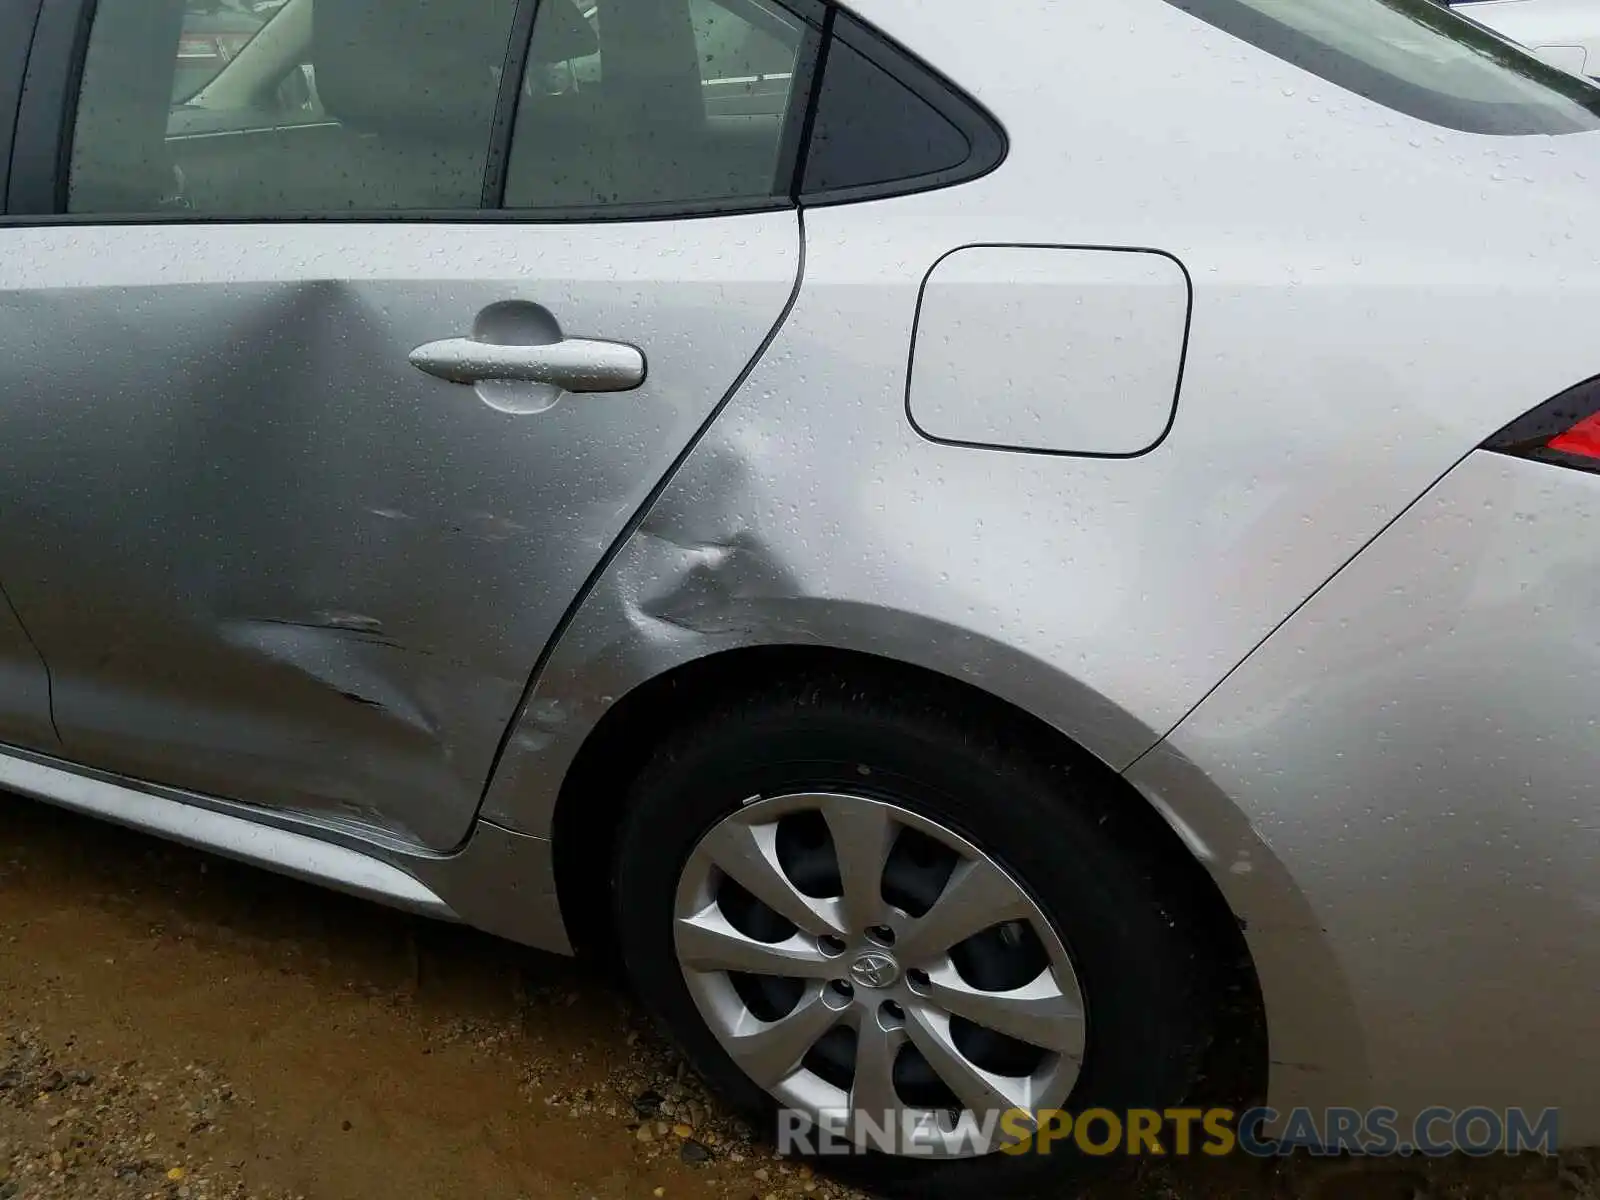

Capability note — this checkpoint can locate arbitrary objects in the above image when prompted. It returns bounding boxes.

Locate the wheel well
[550,644,1267,1106]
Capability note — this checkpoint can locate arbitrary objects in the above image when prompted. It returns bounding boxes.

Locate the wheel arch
[543,641,1272,1109]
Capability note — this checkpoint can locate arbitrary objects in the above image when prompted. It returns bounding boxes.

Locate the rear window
[1165,0,1600,135]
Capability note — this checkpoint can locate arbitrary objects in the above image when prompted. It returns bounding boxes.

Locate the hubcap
[673,792,1086,1158]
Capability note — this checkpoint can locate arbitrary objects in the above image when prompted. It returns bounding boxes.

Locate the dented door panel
[0,216,800,851]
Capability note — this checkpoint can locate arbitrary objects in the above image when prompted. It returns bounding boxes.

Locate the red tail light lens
[1548,410,1600,460]
[1484,376,1600,474]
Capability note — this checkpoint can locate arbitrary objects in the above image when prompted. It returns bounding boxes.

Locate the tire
[612,673,1221,1199]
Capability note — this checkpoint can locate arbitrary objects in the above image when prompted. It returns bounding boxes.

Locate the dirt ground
[0,800,1594,1200]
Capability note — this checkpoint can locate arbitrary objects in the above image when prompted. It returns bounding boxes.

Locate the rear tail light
[1483,376,1600,474]
[1548,410,1600,460]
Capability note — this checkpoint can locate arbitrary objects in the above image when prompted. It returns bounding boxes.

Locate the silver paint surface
[0,0,1597,1143]
[0,738,569,952]
[0,740,450,914]
[0,217,800,851]
[1139,451,1600,1143]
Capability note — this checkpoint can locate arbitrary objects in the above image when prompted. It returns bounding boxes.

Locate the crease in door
[3,277,520,849]
[470,210,812,843]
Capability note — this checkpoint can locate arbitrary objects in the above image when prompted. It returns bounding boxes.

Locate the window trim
[772,0,829,202]
[7,0,94,215]
[0,195,799,227]
[482,0,545,210]
[0,0,46,209]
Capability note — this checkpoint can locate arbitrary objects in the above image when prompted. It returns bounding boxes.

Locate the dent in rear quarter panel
[485,0,1600,1117]
[482,192,1383,1124]
[1137,452,1600,1141]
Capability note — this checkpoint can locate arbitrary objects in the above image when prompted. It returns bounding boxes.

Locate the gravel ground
[0,799,1594,1200]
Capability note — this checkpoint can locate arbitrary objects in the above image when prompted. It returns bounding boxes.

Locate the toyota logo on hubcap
[848,951,900,989]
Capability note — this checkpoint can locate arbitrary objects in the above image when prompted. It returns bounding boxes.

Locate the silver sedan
[0,0,1597,1193]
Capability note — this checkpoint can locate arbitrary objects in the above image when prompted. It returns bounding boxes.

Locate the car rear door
[0,0,817,851]
[0,0,60,756]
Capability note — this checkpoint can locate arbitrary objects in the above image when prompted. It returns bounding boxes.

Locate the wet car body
[0,0,1598,1187]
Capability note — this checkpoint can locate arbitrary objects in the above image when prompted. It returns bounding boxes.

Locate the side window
[60,0,991,219]
[68,0,522,215]
[175,0,324,128]
[173,1,270,102]
[693,0,799,93]
[556,1,799,113]
[798,14,1005,204]
[504,0,809,211]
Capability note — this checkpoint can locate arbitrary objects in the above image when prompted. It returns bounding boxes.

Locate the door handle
[408,336,646,392]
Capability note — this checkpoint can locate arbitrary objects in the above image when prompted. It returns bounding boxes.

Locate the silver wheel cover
[673,792,1086,1158]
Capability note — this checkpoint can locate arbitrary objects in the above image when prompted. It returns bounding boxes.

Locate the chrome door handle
[408,336,646,392]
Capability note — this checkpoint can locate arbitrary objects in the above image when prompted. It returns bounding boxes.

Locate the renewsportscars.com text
[777,1106,1561,1158]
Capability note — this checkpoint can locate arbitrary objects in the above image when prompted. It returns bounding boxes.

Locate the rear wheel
[613,677,1221,1198]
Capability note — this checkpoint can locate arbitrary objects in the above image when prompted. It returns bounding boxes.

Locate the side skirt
[0,743,573,954]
